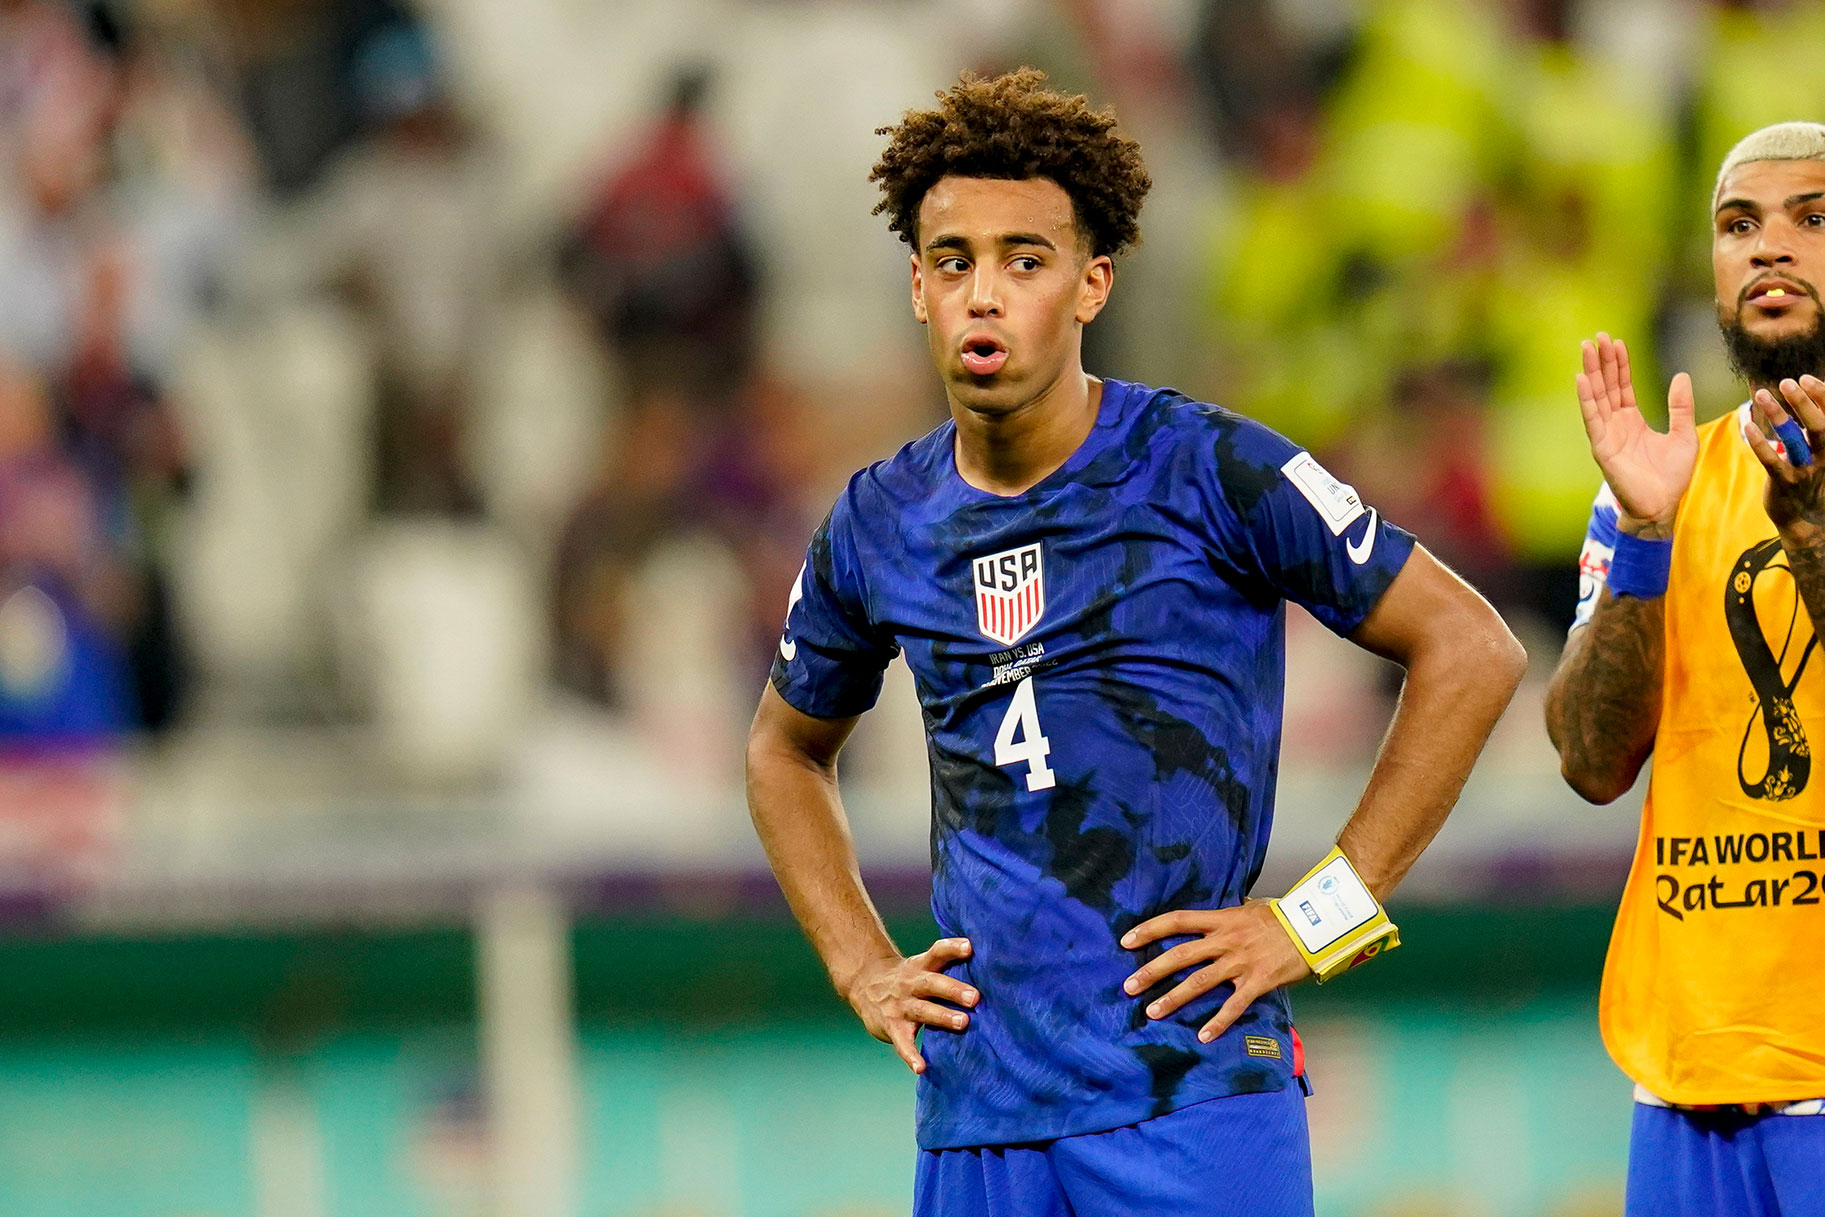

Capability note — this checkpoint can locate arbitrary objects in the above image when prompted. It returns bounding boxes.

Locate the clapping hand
[1575,333,1698,537]
[1745,376,1825,534]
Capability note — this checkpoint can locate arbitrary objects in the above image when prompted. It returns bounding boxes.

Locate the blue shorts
[1627,1101,1825,1217]
[913,1086,1313,1217]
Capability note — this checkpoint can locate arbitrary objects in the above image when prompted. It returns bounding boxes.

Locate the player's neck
[951,368,1102,497]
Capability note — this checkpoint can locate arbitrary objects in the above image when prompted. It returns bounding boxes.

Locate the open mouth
[960,335,1009,377]
[1746,277,1812,307]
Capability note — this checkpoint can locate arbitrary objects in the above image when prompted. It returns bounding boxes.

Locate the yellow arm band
[1269,846,1400,983]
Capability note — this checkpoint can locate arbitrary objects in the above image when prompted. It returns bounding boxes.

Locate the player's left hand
[1746,376,1825,534]
[1119,900,1313,1043]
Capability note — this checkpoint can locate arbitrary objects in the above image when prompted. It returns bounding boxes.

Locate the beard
[1720,301,1825,388]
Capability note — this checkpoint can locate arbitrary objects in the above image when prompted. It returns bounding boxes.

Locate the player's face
[1713,159,1825,347]
[910,176,1112,413]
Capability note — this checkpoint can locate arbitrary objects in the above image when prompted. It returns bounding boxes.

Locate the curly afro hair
[870,68,1151,259]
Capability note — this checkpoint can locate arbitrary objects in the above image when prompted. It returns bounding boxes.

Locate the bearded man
[1549,121,1825,1217]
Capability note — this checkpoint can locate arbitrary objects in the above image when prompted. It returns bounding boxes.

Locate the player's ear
[911,252,928,324]
[1075,254,1114,324]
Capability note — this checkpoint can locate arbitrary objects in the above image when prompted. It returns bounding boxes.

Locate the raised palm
[1575,333,1697,529]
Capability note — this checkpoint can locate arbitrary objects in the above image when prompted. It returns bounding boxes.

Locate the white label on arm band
[1573,536,1613,629]
[1571,482,1620,631]
[1280,453,1368,537]
[1279,855,1378,953]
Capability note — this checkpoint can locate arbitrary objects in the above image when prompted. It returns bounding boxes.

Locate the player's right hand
[1575,333,1697,536]
[842,937,978,1074]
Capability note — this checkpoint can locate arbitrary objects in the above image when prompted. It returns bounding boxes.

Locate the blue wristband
[1607,530,1673,600]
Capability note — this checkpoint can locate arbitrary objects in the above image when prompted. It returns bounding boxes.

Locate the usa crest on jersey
[973,543,1045,646]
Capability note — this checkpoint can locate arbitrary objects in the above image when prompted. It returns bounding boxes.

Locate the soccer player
[1547,122,1825,1217]
[747,70,1525,1216]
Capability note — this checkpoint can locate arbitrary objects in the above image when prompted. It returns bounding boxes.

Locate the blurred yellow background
[0,0,1808,1214]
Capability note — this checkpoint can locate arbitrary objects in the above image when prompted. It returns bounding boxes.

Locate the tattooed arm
[1545,334,1696,804]
[1780,523,1825,636]
[1546,591,1665,803]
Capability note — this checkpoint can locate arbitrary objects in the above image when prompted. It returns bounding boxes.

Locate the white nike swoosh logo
[778,566,805,662]
[1346,509,1377,565]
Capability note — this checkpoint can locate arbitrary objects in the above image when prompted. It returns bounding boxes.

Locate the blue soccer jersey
[770,379,1415,1149]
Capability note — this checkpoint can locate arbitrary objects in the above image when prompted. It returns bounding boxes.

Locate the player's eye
[1010,256,1042,272]
[937,256,969,273]
[1728,217,1757,235]
[1804,212,1825,227]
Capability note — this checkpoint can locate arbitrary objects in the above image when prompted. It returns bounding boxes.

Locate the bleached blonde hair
[1715,121,1825,208]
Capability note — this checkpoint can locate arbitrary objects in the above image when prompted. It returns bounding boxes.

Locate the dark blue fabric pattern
[770,379,1415,1149]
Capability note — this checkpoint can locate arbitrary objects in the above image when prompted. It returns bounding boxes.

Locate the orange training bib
[1599,405,1825,1104]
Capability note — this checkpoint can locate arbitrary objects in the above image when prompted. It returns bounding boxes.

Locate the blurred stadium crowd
[0,0,1817,839]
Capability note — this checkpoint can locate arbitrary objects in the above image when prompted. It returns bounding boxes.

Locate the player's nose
[967,269,1004,316]
[1751,228,1799,267]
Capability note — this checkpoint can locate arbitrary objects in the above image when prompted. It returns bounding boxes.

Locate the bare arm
[1544,333,1696,804]
[1545,594,1665,803]
[746,686,890,985]
[746,685,976,1072]
[1123,547,1525,1040]
[1784,527,1825,631]
[1335,547,1530,897]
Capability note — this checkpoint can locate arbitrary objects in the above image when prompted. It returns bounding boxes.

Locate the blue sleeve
[1199,410,1416,636]
[768,494,899,719]
[1571,483,1620,632]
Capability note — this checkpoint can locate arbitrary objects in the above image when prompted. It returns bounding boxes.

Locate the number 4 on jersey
[994,677,1055,791]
